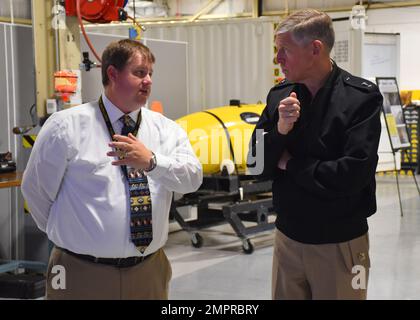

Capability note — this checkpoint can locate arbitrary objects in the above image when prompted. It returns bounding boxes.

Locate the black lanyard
[98,96,142,179]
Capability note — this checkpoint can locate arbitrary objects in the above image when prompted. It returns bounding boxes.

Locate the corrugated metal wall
[88,18,277,112]
[144,19,276,111]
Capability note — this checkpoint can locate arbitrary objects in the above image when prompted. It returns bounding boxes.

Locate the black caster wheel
[242,239,254,254]
[191,233,203,248]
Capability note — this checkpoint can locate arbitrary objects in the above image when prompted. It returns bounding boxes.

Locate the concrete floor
[1,175,418,300]
[165,175,420,300]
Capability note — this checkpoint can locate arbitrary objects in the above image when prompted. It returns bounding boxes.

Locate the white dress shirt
[22,94,202,258]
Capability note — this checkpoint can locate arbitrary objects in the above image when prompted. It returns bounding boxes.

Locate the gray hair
[275,9,335,53]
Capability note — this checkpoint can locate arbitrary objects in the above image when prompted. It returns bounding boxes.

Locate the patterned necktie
[120,114,153,254]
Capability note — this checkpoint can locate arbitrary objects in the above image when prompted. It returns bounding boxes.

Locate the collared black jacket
[249,63,383,244]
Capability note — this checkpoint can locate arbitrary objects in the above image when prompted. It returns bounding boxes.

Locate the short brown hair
[275,9,335,53]
[101,39,155,86]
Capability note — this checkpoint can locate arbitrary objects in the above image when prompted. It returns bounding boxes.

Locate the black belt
[57,247,154,268]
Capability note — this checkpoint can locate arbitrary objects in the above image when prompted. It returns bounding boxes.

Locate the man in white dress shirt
[22,39,203,299]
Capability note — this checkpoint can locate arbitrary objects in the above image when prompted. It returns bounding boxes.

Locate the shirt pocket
[68,158,118,191]
[91,160,111,174]
[338,233,371,273]
[68,158,110,175]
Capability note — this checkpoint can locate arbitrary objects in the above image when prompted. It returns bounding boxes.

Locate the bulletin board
[376,77,411,151]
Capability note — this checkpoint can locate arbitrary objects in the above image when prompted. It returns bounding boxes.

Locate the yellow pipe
[0,16,32,25]
[189,0,223,22]
[32,0,56,118]
[252,0,259,19]
[83,13,254,28]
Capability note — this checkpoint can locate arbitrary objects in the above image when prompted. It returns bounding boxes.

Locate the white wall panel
[0,0,31,19]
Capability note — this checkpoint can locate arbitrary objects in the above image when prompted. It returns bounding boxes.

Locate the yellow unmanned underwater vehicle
[172,101,275,254]
[176,101,265,175]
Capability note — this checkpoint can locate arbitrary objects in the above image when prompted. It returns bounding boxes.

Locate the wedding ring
[118,149,126,159]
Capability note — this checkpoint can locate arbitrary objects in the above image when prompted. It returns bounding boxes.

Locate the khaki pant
[272,229,370,300]
[46,247,172,300]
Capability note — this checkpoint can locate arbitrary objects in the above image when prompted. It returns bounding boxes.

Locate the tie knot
[121,114,134,126]
[120,115,135,136]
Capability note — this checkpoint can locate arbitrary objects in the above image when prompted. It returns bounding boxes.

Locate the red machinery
[65,0,128,23]
[64,0,130,63]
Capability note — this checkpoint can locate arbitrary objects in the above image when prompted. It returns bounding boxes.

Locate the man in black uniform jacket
[248,9,382,299]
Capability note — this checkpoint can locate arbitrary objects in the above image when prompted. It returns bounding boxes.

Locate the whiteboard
[362,33,399,80]
[362,33,400,171]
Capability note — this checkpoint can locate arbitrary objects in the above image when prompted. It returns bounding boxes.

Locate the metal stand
[391,150,420,217]
[392,150,405,217]
[375,77,419,217]
[171,174,275,254]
